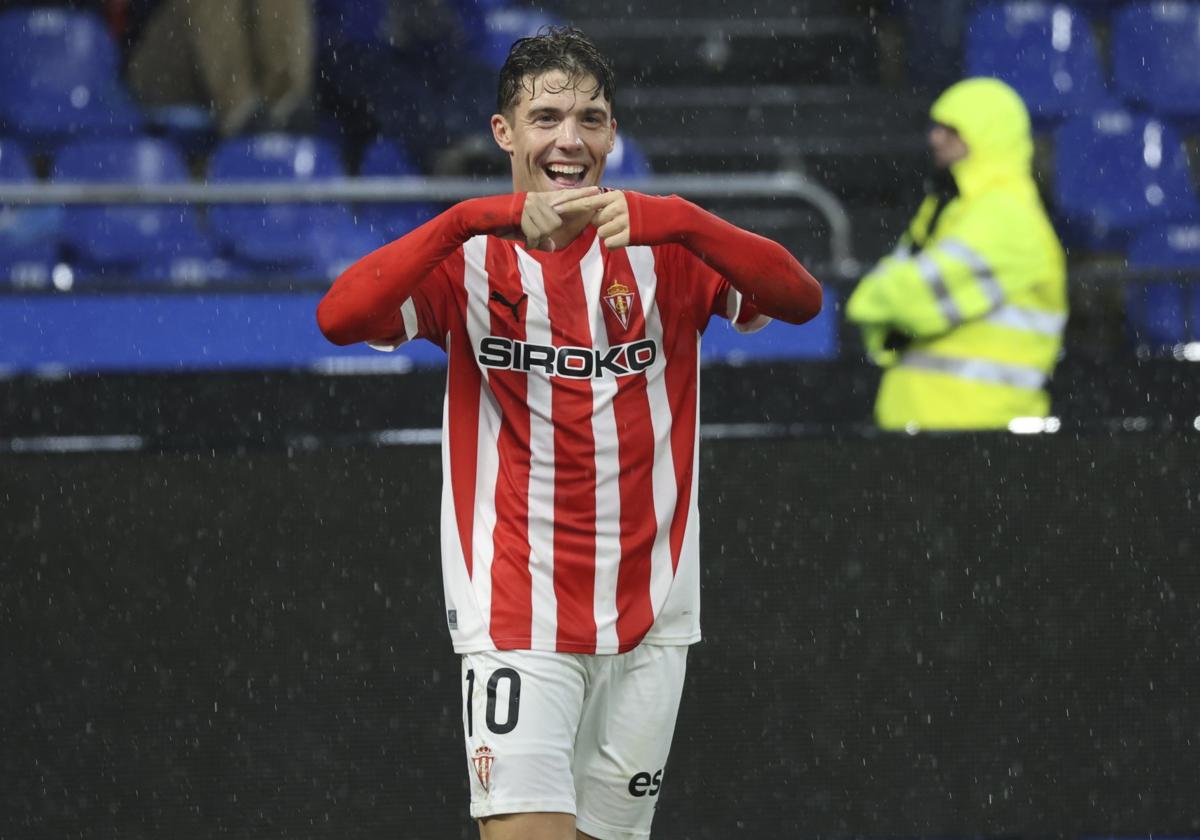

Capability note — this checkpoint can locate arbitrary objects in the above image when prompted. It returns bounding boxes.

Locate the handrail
[0,173,860,277]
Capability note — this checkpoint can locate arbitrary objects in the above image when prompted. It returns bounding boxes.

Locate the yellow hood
[930,77,1034,198]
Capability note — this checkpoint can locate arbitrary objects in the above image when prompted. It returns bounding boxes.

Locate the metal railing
[0,172,860,277]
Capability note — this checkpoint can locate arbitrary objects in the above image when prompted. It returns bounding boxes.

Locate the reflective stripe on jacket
[846,78,1068,430]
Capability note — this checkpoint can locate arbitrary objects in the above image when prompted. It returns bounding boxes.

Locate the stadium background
[3,0,1200,838]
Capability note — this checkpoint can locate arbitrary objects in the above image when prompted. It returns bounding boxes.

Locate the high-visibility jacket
[846,77,1068,430]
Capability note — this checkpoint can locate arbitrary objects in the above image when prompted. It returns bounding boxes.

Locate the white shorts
[460,644,688,840]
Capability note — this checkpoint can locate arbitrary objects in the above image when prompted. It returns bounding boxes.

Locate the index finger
[547,185,603,207]
[553,192,616,215]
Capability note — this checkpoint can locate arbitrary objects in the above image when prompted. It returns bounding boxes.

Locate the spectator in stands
[846,77,1067,430]
[315,0,492,172]
[126,0,315,137]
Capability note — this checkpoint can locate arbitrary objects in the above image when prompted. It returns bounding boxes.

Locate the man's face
[491,70,616,193]
[928,122,969,169]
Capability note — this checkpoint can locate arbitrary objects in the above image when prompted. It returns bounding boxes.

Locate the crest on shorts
[472,745,495,792]
[603,281,636,330]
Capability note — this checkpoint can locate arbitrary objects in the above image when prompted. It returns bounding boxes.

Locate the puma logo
[490,291,527,322]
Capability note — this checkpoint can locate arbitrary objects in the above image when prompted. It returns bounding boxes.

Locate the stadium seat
[207,133,383,279]
[604,134,653,183]
[1112,3,1200,123]
[0,8,142,144]
[1129,221,1200,270]
[143,105,218,158]
[0,138,61,289]
[1122,280,1192,350]
[52,137,224,283]
[1126,221,1200,347]
[471,7,564,70]
[316,0,389,44]
[964,3,1107,122]
[1054,109,1200,246]
[357,137,439,240]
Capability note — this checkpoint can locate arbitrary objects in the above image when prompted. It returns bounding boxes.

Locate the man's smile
[544,162,588,187]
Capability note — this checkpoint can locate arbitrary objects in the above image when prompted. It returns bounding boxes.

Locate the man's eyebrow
[525,104,610,119]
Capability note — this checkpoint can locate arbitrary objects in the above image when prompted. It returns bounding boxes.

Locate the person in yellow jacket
[846,77,1068,430]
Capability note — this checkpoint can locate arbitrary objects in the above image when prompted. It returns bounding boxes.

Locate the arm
[316,186,602,345]
[555,190,822,324]
[316,193,524,346]
[846,192,1041,338]
[627,193,822,325]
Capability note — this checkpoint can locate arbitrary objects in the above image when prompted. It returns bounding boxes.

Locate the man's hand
[554,190,630,250]
[496,186,601,252]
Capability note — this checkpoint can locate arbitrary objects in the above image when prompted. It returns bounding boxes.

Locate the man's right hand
[499,186,601,252]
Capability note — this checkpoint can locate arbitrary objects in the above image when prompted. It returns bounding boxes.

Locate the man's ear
[607,118,617,155]
[492,114,514,155]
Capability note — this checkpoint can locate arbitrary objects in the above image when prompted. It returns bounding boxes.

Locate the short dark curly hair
[496,26,616,115]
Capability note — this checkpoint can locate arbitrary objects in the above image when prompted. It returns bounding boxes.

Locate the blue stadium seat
[1054,109,1200,246]
[448,0,510,21]
[965,3,1107,122]
[1130,221,1200,269]
[1124,281,1191,349]
[0,138,61,289]
[1112,3,1200,123]
[316,0,389,44]
[52,137,227,283]
[604,134,653,183]
[1126,221,1200,347]
[0,8,142,144]
[143,105,218,158]
[208,133,383,279]
[471,7,564,70]
[357,137,440,241]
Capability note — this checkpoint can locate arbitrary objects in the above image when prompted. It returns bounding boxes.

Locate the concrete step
[616,83,930,196]
[628,133,928,202]
[571,16,879,86]
[547,0,859,17]
[692,199,915,270]
[620,84,929,138]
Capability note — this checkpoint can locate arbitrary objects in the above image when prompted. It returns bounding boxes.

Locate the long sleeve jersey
[318,191,820,653]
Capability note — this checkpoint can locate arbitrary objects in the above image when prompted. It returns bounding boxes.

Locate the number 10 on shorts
[465,666,522,736]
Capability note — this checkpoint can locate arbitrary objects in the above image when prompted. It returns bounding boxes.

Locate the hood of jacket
[930,77,1034,198]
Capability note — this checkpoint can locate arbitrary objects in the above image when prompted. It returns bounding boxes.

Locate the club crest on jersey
[603,281,635,330]
[478,336,657,378]
[472,745,495,792]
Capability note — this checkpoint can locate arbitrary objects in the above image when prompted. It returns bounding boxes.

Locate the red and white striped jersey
[373,227,767,654]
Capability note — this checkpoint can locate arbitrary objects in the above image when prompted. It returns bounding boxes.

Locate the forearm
[316,193,525,345]
[627,193,822,324]
[846,254,962,338]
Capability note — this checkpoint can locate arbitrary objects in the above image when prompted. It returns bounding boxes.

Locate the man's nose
[556,120,583,148]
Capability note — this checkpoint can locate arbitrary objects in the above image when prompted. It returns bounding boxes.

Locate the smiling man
[316,27,821,840]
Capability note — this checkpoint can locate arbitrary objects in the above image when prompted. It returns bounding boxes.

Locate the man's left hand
[554,190,631,250]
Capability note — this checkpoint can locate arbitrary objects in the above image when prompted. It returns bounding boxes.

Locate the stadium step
[572,15,878,86]
[621,85,928,138]
[700,200,915,269]
[619,83,929,196]
[550,0,860,17]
